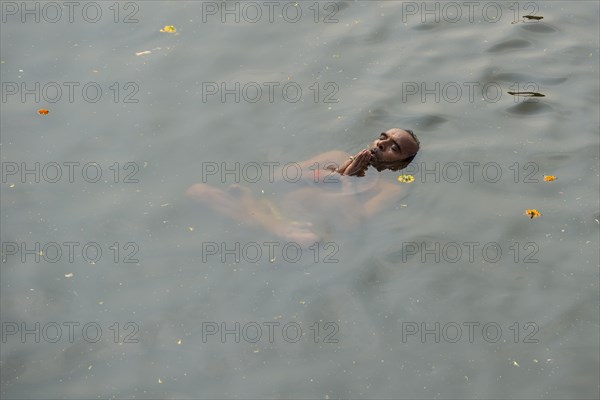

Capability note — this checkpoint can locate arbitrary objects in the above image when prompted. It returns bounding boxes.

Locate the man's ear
[403,129,420,149]
[402,154,416,164]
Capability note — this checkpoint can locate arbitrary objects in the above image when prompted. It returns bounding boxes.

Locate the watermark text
[2,241,140,264]
[2,321,139,343]
[202,321,339,343]
[1,1,139,23]
[200,1,339,23]
[401,321,539,343]
[202,241,339,264]
[2,82,140,103]
[201,81,339,103]
[401,241,539,264]
[2,162,140,184]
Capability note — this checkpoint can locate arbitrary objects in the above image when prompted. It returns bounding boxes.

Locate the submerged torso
[258,167,390,239]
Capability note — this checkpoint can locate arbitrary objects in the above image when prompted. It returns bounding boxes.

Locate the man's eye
[379,133,386,139]
[392,145,399,151]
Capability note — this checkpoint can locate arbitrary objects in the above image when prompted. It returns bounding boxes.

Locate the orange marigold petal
[524,209,541,219]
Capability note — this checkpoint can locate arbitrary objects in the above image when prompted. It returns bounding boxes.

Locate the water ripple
[486,39,531,53]
[505,100,552,115]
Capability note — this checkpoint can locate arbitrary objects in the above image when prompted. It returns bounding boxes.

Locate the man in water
[187,128,420,246]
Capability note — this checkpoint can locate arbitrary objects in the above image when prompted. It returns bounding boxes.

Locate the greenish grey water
[1,1,598,399]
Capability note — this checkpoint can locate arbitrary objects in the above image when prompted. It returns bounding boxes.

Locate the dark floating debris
[507,91,546,97]
[511,15,544,24]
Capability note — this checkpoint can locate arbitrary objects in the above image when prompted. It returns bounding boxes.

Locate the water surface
[1,1,599,399]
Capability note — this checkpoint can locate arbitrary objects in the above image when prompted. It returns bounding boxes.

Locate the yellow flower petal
[160,25,176,33]
[397,174,415,183]
[544,175,556,182]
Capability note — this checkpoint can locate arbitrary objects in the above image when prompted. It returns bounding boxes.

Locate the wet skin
[187,128,419,246]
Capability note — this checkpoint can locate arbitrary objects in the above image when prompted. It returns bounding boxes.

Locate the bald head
[369,128,419,171]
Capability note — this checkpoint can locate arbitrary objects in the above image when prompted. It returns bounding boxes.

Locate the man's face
[369,128,419,170]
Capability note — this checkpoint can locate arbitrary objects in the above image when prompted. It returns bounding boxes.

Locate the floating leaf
[507,91,545,97]
[543,175,557,182]
[525,209,541,219]
[160,25,176,33]
[397,174,415,183]
[523,15,543,20]
[64,272,74,278]
[135,50,151,56]
[38,109,49,115]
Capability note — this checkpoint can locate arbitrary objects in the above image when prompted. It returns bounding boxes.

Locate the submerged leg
[186,183,320,247]
[186,183,248,220]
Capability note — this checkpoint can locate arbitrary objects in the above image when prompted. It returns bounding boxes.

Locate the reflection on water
[486,38,532,53]
[506,100,553,115]
[1,1,599,399]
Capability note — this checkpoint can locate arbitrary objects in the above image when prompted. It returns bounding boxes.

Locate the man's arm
[269,150,350,182]
[363,181,404,217]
